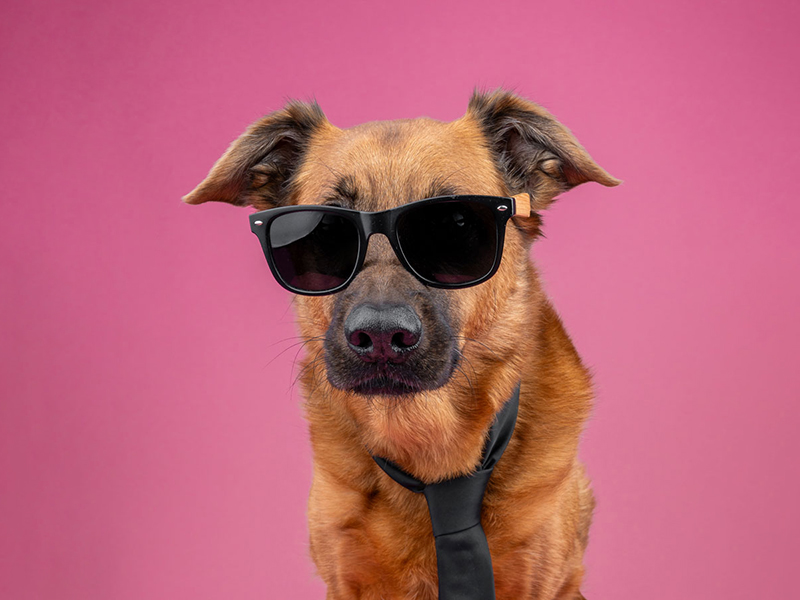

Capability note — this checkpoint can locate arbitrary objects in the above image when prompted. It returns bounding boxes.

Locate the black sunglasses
[249,193,532,296]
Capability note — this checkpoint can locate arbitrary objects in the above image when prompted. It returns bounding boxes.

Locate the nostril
[350,331,373,350]
[391,330,419,351]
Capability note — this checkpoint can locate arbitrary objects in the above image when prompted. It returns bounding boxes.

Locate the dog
[184,89,619,599]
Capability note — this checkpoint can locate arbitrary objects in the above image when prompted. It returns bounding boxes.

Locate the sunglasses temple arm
[512,193,532,218]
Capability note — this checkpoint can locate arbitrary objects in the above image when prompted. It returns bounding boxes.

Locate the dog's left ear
[468,90,621,212]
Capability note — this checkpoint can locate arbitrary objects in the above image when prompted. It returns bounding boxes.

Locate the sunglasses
[249,193,532,296]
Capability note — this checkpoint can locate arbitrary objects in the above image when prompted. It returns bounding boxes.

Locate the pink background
[2,0,799,598]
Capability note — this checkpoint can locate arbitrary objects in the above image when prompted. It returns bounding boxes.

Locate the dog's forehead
[295,116,505,210]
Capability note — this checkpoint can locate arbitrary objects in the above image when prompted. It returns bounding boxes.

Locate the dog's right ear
[182,100,329,209]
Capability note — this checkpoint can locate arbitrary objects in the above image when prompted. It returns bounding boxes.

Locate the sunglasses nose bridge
[360,210,394,240]
[358,210,410,274]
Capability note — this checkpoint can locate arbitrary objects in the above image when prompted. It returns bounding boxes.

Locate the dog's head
[185,90,618,479]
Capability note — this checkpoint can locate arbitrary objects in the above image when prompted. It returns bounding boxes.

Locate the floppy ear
[468,89,620,213]
[182,100,329,209]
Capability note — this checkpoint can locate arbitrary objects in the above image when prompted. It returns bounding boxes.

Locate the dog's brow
[424,183,460,199]
[329,175,359,204]
[424,172,465,200]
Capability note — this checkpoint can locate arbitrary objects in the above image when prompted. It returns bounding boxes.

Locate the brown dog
[184,89,619,599]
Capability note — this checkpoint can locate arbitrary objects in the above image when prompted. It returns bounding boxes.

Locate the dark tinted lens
[268,211,359,292]
[396,200,498,285]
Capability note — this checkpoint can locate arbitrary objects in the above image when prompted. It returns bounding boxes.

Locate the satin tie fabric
[372,384,520,600]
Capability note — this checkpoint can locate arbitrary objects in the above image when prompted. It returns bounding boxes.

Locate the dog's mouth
[343,362,424,396]
[327,352,460,397]
[351,373,422,396]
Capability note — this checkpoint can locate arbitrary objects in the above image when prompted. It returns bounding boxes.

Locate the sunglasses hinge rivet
[498,205,508,211]
[254,220,264,226]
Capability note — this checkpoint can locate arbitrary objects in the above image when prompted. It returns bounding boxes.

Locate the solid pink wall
[2,0,799,598]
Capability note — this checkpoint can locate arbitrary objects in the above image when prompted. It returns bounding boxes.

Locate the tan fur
[185,91,619,599]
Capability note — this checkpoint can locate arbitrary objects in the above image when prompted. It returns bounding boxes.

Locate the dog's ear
[182,100,329,209]
[468,90,620,212]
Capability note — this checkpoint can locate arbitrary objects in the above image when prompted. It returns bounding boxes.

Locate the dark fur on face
[323,276,459,397]
[184,89,620,600]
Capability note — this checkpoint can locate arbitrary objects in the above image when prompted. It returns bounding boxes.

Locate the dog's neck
[371,384,520,600]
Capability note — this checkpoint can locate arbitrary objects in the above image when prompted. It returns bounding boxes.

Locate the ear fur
[182,100,328,209]
[468,89,620,212]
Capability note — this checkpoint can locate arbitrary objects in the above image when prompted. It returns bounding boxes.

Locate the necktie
[372,384,520,600]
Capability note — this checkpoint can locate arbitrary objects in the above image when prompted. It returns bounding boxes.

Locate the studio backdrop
[1,1,799,599]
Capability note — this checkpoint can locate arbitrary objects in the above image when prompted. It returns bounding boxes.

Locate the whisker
[290,348,326,394]
[452,360,476,400]
[263,335,326,370]
[451,335,502,361]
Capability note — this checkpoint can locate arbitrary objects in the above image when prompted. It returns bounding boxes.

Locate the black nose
[344,303,422,362]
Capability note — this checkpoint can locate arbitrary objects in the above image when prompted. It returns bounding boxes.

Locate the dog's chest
[307,476,580,600]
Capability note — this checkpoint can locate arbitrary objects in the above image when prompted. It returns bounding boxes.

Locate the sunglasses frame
[249,193,532,296]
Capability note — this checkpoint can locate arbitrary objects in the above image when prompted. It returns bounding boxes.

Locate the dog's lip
[328,348,462,397]
[347,369,423,397]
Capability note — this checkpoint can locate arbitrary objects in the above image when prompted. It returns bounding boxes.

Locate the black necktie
[372,384,520,600]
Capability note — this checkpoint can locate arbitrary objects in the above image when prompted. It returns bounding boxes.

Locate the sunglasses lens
[268,211,359,292]
[397,200,499,286]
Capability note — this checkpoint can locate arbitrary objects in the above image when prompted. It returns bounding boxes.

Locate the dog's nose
[344,303,422,362]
